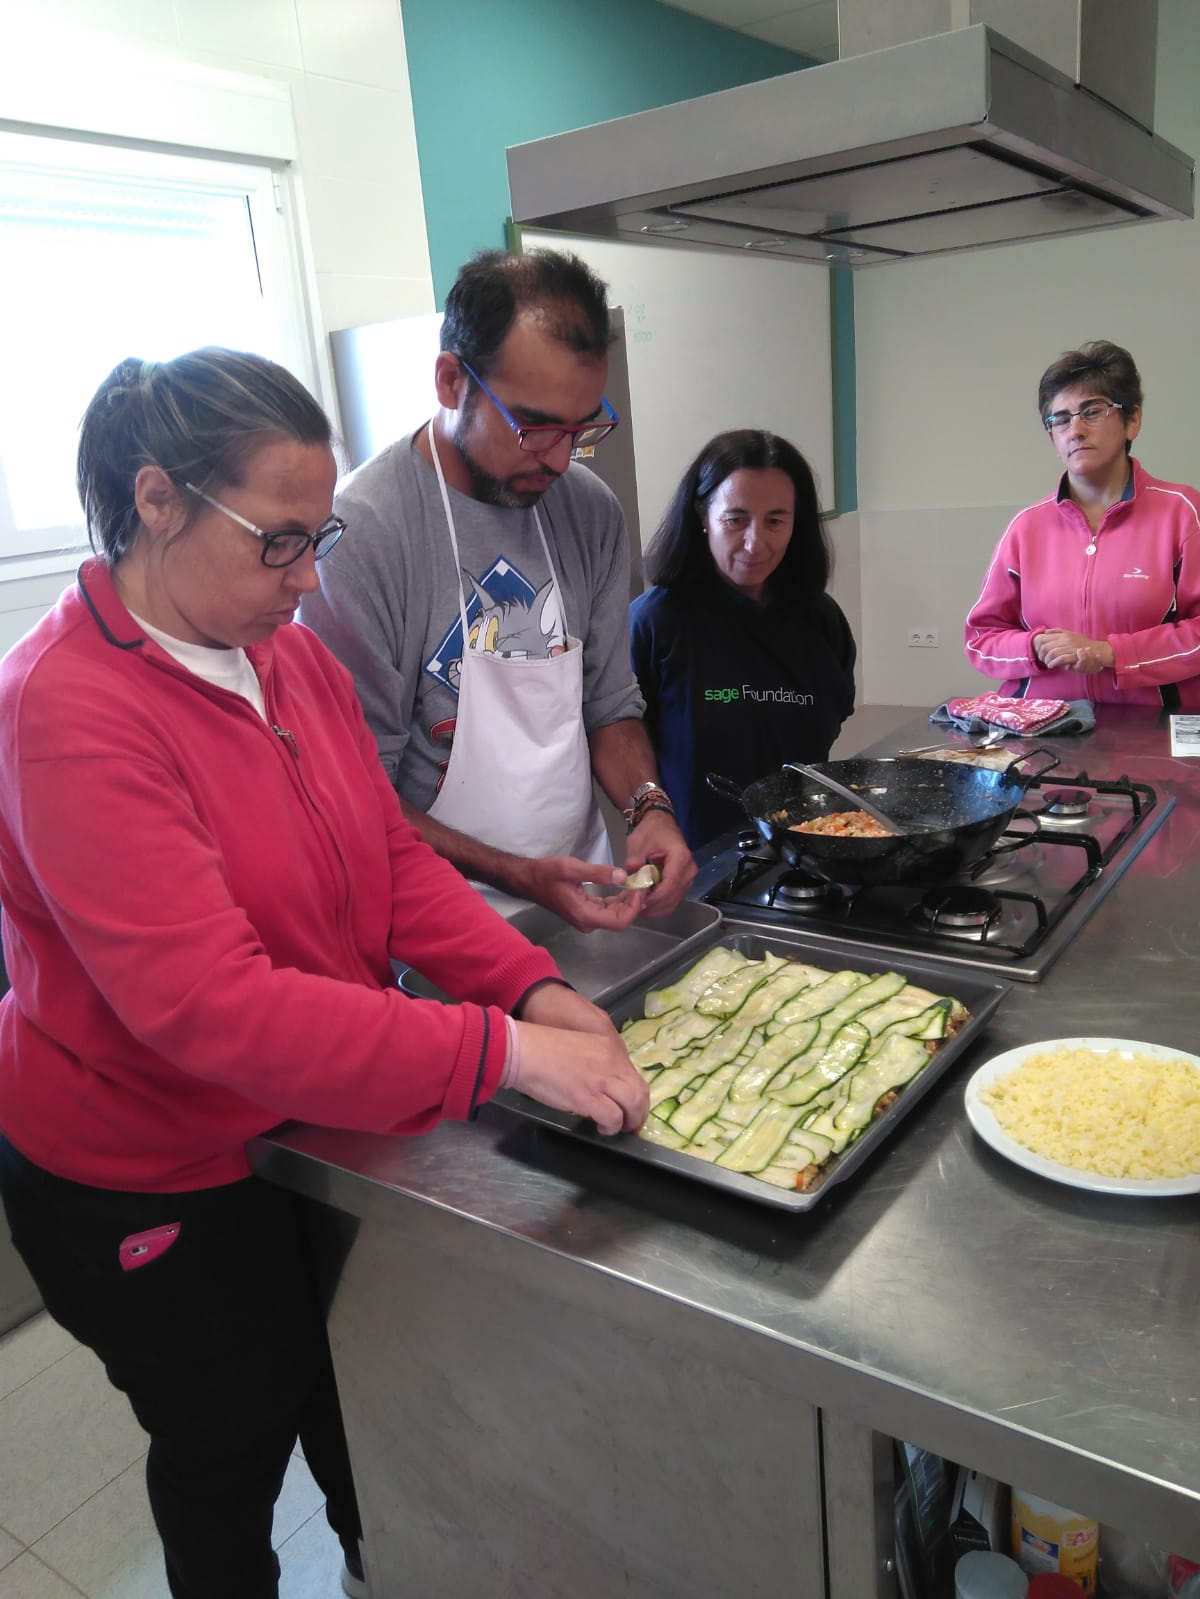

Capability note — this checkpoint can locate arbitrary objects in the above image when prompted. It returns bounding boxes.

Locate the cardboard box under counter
[950,1467,1011,1561]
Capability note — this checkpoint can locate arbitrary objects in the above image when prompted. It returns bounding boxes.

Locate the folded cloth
[944,693,1070,733]
[931,693,1096,737]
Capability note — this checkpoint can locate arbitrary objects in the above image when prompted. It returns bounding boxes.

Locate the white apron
[424,423,610,915]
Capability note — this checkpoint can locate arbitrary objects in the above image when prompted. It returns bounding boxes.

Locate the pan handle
[1003,746,1060,784]
[706,772,747,809]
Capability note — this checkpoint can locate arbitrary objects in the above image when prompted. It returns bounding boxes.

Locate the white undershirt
[131,608,517,1081]
[129,610,267,720]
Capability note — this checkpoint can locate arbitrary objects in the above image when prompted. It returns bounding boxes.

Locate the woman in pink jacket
[0,348,647,1599]
[964,340,1200,708]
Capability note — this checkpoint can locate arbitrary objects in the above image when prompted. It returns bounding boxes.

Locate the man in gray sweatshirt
[301,248,694,931]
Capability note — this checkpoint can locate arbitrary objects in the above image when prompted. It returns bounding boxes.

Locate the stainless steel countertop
[252,706,1200,1558]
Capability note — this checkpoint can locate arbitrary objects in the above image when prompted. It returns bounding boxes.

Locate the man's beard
[451,408,558,510]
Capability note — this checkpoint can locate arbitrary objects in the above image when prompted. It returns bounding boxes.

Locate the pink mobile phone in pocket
[118,1222,181,1272]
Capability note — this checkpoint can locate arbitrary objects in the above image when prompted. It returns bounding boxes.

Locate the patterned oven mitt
[945,693,1070,732]
[930,694,1096,736]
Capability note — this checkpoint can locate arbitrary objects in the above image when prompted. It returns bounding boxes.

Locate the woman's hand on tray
[514,985,650,1135]
[517,982,614,1035]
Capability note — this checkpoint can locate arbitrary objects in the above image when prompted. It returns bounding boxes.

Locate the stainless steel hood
[506,21,1194,268]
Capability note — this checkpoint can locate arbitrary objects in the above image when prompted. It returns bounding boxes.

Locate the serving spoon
[899,728,1009,755]
[784,762,909,836]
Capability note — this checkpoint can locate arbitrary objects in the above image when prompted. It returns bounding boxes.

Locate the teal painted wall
[830,269,857,513]
[399,0,810,304]
[400,0,857,511]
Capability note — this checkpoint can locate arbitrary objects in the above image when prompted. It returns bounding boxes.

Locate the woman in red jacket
[0,348,647,1599]
[964,340,1200,707]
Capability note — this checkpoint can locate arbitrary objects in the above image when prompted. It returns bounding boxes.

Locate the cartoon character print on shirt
[424,556,568,790]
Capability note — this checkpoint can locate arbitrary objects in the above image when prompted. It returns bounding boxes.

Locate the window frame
[0,42,325,578]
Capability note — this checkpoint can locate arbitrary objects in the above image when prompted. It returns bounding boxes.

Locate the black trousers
[0,1136,362,1599]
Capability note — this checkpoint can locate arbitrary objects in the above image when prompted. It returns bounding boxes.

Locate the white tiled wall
[856,504,1026,707]
[851,0,1200,706]
[0,574,84,658]
[0,0,434,331]
[15,2,1193,691]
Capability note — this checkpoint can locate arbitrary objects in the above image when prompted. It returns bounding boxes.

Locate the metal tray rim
[396,898,723,1008]
[496,923,1011,1212]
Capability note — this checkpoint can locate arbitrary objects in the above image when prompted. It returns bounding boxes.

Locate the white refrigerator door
[329,312,444,470]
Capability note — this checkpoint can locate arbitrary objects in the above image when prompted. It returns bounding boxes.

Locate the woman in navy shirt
[631,430,856,848]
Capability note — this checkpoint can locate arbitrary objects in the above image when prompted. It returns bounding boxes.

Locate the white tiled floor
[0,1313,348,1599]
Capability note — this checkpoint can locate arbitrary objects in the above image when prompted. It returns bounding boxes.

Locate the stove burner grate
[1041,786,1091,813]
[1039,786,1094,821]
[702,767,1164,978]
[914,886,1002,933]
[771,870,842,911]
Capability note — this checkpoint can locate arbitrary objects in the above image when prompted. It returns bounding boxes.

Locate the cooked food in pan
[620,947,969,1190]
[790,811,894,838]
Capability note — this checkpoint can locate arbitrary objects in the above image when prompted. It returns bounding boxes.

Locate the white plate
[964,1037,1200,1197]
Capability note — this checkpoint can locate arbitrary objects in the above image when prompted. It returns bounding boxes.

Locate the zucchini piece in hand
[624,863,661,891]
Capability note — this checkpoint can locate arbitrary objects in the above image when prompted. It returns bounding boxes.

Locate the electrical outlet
[906,628,940,648]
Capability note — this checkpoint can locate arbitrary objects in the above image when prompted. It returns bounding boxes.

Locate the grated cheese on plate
[980,1048,1200,1179]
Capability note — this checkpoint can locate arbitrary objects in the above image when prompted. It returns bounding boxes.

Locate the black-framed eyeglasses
[185,483,347,568]
[458,359,619,452]
[1042,400,1124,433]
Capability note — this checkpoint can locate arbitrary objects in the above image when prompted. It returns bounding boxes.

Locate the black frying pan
[706,752,1058,885]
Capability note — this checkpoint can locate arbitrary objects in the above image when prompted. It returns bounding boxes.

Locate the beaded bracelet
[625,799,676,833]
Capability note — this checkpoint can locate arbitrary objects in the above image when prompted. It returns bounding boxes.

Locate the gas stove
[700,769,1173,981]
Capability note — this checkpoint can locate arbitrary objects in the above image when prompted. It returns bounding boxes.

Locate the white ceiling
[659,0,840,62]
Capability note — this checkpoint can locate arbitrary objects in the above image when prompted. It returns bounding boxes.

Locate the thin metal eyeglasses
[458,359,619,452]
[185,483,347,568]
[1043,400,1124,433]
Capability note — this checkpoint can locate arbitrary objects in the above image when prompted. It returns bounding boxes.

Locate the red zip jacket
[963,460,1200,708]
[0,561,559,1191]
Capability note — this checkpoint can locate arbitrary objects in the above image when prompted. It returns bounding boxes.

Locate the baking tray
[395,898,722,1008]
[495,919,1010,1212]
